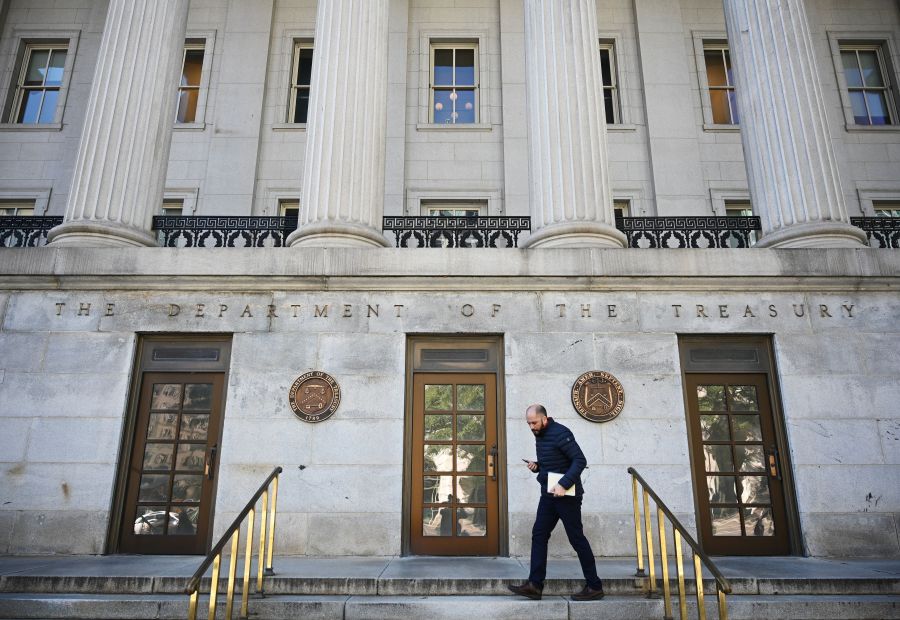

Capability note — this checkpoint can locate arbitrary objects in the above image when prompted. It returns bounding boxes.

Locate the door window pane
[457,415,485,440]
[456,445,485,472]
[425,384,452,410]
[703,445,734,473]
[423,507,455,536]
[700,415,730,441]
[738,475,770,504]
[424,445,453,472]
[147,413,178,440]
[138,474,170,502]
[423,476,454,504]
[728,385,758,411]
[456,476,486,503]
[697,385,726,411]
[151,384,183,410]
[710,507,741,536]
[731,415,762,441]
[179,414,210,440]
[143,443,175,471]
[457,384,484,411]
[744,507,775,536]
[176,444,206,471]
[424,414,453,440]
[706,476,737,504]
[735,445,765,472]
[183,383,212,410]
[171,506,199,535]
[457,507,486,536]
[134,506,170,535]
[172,475,203,502]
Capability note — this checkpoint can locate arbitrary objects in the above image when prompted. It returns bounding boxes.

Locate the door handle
[488,444,498,481]
[205,443,218,480]
[766,446,780,480]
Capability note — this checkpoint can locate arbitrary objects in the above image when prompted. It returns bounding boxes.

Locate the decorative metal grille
[152,216,298,247]
[850,217,900,249]
[0,216,63,247]
[382,216,531,248]
[616,216,762,249]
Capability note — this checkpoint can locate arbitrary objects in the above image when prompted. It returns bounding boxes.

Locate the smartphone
[521,459,531,463]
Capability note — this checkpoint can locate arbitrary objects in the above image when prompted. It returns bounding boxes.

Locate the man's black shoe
[571,585,605,601]
[507,581,543,600]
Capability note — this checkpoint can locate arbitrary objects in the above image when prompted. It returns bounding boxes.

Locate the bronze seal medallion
[289,371,341,423]
[571,371,625,423]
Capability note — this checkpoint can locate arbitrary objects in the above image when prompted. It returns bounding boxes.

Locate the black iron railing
[850,217,900,249]
[383,216,531,248]
[152,216,298,247]
[0,216,62,247]
[616,216,761,249]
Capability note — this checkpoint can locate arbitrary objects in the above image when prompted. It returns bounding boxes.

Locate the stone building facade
[0,0,898,559]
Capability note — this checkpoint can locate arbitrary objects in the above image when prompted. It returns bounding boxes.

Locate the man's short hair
[528,404,547,417]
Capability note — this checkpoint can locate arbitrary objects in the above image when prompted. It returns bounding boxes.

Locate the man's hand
[525,460,539,473]
[551,484,567,497]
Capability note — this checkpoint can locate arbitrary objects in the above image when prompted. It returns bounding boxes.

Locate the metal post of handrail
[643,489,656,597]
[188,591,199,620]
[256,488,269,593]
[717,586,728,620]
[674,530,688,620]
[224,530,240,620]
[265,475,278,574]
[658,507,673,619]
[207,554,221,620]
[240,508,255,620]
[632,475,645,577]
[693,552,706,620]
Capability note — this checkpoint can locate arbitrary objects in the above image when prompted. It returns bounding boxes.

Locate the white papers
[547,472,576,496]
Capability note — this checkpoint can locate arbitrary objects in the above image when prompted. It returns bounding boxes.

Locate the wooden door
[685,373,791,555]
[410,373,499,555]
[119,373,224,554]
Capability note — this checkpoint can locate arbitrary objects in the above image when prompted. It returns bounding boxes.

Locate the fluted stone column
[723,0,867,248]
[287,0,391,248]
[48,0,189,247]
[520,0,625,249]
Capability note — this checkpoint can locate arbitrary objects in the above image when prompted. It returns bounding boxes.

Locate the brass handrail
[187,466,282,620]
[628,467,731,620]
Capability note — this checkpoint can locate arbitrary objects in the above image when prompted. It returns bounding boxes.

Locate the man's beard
[531,426,546,437]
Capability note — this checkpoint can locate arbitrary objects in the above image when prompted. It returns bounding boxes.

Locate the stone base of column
[47,221,157,248]
[756,221,868,249]
[286,220,391,248]
[520,221,627,249]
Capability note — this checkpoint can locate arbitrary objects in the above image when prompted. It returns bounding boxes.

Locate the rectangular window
[161,200,183,216]
[176,44,205,124]
[10,44,67,124]
[704,43,739,125]
[840,45,896,126]
[0,201,35,216]
[422,201,484,217]
[279,199,300,219]
[725,200,756,246]
[873,201,900,217]
[430,44,477,124]
[613,199,630,220]
[599,41,620,124]
[289,43,313,123]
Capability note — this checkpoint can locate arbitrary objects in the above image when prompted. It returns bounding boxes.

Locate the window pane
[24,50,50,85]
[38,90,58,123]
[433,49,453,86]
[172,475,203,501]
[293,89,309,123]
[703,445,734,473]
[423,507,454,536]
[296,48,313,86]
[707,475,737,504]
[457,385,484,411]
[724,50,735,86]
[181,49,204,87]
[455,89,476,123]
[841,51,863,87]
[425,384,452,410]
[599,49,612,86]
[424,475,453,504]
[143,443,175,471]
[738,475,770,504]
[735,445,765,472]
[46,50,67,86]
[424,444,453,472]
[700,415,730,441]
[697,385,726,411]
[424,415,453,440]
[457,507,487,536]
[456,445,485,472]
[179,414,209,441]
[457,415,485,441]
[710,90,732,124]
[711,507,741,536]
[456,476,486,503]
[147,413,178,440]
[175,444,206,471]
[455,49,475,86]
[858,50,884,87]
[704,50,727,87]
[17,90,43,123]
[171,506,199,535]
[744,507,775,536]
[849,90,869,124]
[433,89,453,123]
[152,384,183,410]
[728,90,740,124]
[727,385,758,411]
[139,474,170,502]
[731,415,762,442]
[176,89,199,123]
[603,90,615,124]
[866,91,890,125]
[183,384,213,410]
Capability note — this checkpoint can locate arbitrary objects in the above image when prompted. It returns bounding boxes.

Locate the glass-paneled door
[410,373,499,555]
[685,374,790,555]
[119,373,224,554]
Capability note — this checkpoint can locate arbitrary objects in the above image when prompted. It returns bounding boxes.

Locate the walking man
[508,404,604,601]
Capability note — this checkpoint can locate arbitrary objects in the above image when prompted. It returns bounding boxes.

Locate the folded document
[547,472,576,496]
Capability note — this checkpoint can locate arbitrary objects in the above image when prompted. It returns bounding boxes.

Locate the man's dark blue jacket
[533,418,587,496]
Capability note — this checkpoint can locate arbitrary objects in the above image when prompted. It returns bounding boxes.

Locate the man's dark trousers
[528,494,602,589]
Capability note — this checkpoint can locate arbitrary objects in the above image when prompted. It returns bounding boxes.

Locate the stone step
[0,592,898,620]
[2,572,898,597]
